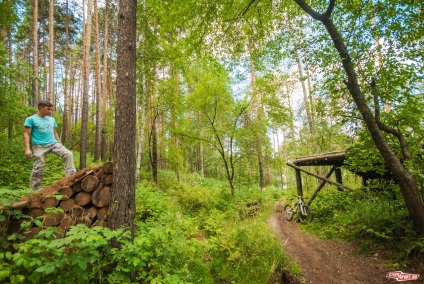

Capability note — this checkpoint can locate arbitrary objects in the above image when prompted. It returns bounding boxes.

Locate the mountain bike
[284,195,313,223]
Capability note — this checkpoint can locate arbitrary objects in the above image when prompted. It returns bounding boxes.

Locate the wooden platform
[293,151,345,166]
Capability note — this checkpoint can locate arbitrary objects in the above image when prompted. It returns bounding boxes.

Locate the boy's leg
[51,143,76,176]
[30,145,49,190]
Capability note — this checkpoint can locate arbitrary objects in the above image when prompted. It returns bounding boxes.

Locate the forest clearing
[1,0,423,283]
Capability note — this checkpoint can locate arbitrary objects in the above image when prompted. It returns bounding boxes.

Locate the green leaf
[10,274,25,284]
[0,270,10,281]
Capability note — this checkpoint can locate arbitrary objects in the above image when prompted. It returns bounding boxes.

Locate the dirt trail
[269,212,423,284]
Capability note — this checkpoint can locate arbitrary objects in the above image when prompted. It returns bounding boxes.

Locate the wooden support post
[295,169,303,197]
[335,167,342,184]
[335,167,343,191]
[287,163,353,192]
[306,166,336,206]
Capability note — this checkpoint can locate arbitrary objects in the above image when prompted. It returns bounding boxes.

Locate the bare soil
[269,212,424,284]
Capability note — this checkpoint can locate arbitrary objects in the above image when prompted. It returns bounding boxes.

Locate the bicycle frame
[284,195,313,223]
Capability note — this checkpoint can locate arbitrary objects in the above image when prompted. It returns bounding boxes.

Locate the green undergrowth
[290,183,424,264]
[0,139,95,190]
[0,170,301,283]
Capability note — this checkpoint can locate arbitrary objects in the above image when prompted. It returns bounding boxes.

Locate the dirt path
[270,212,400,284]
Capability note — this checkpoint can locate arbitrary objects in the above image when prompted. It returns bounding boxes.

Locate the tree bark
[248,39,266,190]
[198,142,204,177]
[171,66,180,182]
[80,0,93,169]
[148,21,158,183]
[109,0,137,242]
[47,0,54,103]
[294,46,314,134]
[101,0,109,162]
[94,0,102,162]
[293,0,424,231]
[136,0,146,182]
[61,0,70,144]
[32,0,39,106]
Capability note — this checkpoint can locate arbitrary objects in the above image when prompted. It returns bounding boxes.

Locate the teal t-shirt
[24,114,58,146]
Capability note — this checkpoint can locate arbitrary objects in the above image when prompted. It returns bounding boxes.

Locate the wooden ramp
[286,150,386,206]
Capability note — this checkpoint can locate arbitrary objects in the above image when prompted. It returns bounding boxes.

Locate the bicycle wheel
[300,205,313,223]
[284,204,295,221]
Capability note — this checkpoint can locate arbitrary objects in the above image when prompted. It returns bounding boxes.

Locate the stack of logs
[10,162,114,239]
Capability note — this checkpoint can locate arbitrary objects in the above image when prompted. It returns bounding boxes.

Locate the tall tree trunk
[69,61,75,134]
[135,0,146,182]
[171,66,180,182]
[94,0,101,161]
[110,0,137,243]
[275,128,285,189]
[293,0,424,231]
[47,0,54,103]
[198,142,204,177]
[101,0,109,162]
[135,101,145,183]
[149,22,158,182]
[80,0,93,169]
[42,39,47,99]
[61,0,70,144]
[74,70,81,126]
[151,117,158,182]
[294,46,314,134]
[32,0,39,106]
[248,41,266,190]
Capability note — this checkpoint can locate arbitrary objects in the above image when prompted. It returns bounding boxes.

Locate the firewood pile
[5,162,113,240]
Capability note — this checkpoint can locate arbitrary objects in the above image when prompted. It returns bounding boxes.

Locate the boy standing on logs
[24,100,76,190]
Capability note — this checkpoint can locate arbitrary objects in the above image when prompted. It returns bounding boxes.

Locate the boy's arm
[54,128,61,143]
[24,127,32,158]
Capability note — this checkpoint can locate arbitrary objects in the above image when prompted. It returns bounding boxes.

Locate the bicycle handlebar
[291,194,308,199]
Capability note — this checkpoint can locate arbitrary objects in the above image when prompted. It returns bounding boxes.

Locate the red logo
[386,271,420,281]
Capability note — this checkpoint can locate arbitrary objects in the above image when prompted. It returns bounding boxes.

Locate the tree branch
[324,0,336,18]
[224,0,258,34]
[176,132,223,154]
[371,77,381,122]
[370,77,411,161]
[292,0,325,21]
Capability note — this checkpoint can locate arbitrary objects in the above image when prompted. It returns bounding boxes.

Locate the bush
[0,140,81,190]
[209,220,290,284]
[1,225,124,283]
[0,140,33,189]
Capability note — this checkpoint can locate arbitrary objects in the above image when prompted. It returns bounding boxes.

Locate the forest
[0,0,423,283]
